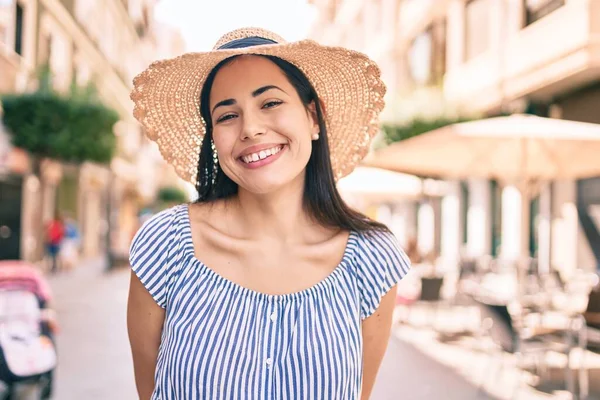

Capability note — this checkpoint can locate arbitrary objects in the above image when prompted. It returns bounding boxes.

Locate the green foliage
[55,100,119,163]
[2,92,70,157]
[157,186,188,204]
[1,77,119,164]
[381,116,474,144]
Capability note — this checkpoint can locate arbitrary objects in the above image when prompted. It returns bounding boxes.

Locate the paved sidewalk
[48,260,137,400]
[47,261,489,399]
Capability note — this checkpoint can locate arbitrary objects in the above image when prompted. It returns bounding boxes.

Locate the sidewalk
[47,259,137,400]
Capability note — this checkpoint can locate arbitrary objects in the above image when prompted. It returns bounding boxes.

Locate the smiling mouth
[240,145,284,164]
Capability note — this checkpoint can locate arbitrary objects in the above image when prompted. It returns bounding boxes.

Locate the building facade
[310,0,600,274]
[0,0,186,263]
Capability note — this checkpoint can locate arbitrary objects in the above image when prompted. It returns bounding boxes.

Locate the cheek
[212,132,236,159]
[274,111,313,144]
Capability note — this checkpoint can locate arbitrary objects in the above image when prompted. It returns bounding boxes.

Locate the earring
[312,132,320,140]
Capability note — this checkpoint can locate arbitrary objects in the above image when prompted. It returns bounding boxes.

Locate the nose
[240,109,266,141]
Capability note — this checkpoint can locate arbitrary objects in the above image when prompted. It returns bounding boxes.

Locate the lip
[238,144,286,170]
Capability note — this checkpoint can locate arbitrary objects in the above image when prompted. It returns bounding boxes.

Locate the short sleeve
[129,207,178,309]
[355,230,411,320]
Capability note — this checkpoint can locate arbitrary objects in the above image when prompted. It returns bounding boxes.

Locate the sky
[154,0,318,52]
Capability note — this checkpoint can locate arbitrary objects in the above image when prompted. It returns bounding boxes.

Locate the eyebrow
[211,85,286,115]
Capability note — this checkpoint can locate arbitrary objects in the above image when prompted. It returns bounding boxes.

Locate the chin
[238,172,304,195]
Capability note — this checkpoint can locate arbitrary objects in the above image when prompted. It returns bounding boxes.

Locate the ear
[307,101,320,136]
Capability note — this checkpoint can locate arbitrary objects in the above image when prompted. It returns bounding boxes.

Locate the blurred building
[0,0,186,263]
[310,0,600,273]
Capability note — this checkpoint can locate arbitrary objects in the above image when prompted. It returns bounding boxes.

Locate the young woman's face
[208,55,319,194]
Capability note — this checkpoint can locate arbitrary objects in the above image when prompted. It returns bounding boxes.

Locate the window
[408,31,432,85]
[14,3,23,55]
[408,19,446,86]
[464,0,492,60]
[431,20,446,85]
[523,0,565,26]
[74,0,95,32]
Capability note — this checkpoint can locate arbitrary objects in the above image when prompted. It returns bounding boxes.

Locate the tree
[1,67,119,260]
[156,186,188,206]
[379,85,479,146]
[1,90,118,168]
[381,116,474,145]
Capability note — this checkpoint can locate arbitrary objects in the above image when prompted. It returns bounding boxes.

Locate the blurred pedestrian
[60,217,80,271]
[45,214,64,274]
[127,27,411,400]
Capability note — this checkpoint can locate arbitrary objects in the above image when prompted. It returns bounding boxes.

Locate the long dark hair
[196,54,388,233]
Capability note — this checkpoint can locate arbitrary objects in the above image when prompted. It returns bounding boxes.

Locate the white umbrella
[336,166,447,203]
[363,114,600,258]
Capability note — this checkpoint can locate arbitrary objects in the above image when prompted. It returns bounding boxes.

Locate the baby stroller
[0,261,57,399]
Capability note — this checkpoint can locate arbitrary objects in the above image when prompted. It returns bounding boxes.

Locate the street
[48,260,486,400]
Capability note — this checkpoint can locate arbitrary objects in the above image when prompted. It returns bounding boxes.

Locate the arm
[127,271,166,400]
[360,285,397,400]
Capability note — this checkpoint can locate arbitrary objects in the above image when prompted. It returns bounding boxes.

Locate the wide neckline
[181,204,358,302]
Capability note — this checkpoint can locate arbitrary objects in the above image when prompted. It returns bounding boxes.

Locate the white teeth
[241,145,283,164]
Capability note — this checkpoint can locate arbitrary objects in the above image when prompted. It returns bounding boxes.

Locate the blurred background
[1,0,600,399]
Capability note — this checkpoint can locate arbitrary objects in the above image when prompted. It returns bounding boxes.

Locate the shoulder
[352,228,411,282]
[130,204,187,253]
[129,204,189,308]
[354,229,406,259]
[352,229,411,319]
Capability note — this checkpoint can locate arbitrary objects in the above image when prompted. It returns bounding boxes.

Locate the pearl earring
[312,133,320,140]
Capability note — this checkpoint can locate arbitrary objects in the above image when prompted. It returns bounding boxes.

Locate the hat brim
[130,40,386,184]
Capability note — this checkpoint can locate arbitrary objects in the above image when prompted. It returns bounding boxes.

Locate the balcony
[444,0,600,113]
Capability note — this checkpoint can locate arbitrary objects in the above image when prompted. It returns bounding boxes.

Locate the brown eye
[216,114,236,123]
[263,100,283,109]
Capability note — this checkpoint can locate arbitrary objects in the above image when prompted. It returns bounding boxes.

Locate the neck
[232,178,316,242]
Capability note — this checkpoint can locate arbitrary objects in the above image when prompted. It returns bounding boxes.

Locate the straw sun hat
[130,27,386,184]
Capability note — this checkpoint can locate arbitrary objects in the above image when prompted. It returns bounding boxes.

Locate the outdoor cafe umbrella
[336,166,448,203]
[363,114,600,259]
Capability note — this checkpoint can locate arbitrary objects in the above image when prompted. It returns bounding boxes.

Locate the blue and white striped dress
[130,204,410,400]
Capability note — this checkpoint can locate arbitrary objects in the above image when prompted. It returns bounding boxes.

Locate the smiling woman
[127,27,411,400]
[199,55,320,198]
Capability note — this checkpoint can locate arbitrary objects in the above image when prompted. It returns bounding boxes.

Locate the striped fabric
[130,204,410,400]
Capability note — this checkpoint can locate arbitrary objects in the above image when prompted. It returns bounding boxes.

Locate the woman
[127,28,410,400]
